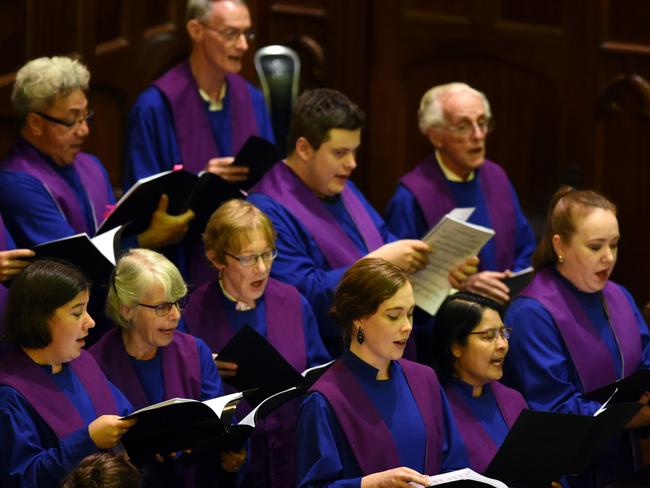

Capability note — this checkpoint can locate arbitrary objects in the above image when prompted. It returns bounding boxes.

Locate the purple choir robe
[0,347,117,439]
[520,268,642,392]
[89,328,202,410]
[251,162,385,268]
[0,215,10,330]
[311,358,444,475]
[444,381,526,473]
[401,155,516,270]
[0,142,111,235]
[154,60,259,174]
[184,277,307,487]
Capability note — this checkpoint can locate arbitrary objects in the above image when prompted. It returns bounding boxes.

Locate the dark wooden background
[1,0,649,308]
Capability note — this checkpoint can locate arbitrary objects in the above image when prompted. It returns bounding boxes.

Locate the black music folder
[232,135,281,190]
[484,403,642,488]
[582,370,650,405]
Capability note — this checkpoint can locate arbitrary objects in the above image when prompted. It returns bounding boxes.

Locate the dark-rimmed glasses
[138,296,189,316]
[35,109,95,129]
[225,248,278,267]
[468,327,511,342]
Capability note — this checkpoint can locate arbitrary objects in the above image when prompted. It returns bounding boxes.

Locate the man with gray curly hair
[0,56,194,252]
[385,82,536,306]
[124,0,274,188]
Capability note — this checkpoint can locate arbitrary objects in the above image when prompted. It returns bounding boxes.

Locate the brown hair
[61,452,141,488]
[203,199,276,264]
[532,186,617,269]
[331,258,410,345]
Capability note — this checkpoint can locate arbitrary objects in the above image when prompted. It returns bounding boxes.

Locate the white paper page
[128,397,197,416]
[510,265,533,277]
[301,359,335,377]
[202,391,244,418]
[446,207,475,222]
[410,467,508,488]
[412,215,494,315]
[90,225,122,265]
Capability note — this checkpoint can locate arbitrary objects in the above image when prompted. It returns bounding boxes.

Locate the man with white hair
[0,56,193,250]
[124,0,274,188]
[386,83,535,304]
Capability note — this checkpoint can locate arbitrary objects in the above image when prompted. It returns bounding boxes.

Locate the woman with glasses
[296,258,468,488]
[431,292,526,474]
[0,260,135,488]
[89,248,245,486]
[183,199,329,487]
[504,187,650,488]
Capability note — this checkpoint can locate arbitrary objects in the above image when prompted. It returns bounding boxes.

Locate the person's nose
[235,32,249,51]
[84,311,96,330]
[602,246,615,264]
[254,255,269,273]
[344,153,357,171]
[75,119,90,138]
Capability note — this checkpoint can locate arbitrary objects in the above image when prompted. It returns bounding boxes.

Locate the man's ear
[187,19,203,43]
[294,137,315,162]
[425,127,443,149]
[24,113,43,137]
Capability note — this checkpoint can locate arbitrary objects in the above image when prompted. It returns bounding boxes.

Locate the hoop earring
[356,327,365,345]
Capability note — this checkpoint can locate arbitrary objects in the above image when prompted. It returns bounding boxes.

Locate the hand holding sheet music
[409,468,508,487]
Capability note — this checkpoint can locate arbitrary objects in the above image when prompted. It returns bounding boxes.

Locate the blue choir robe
[123,77,274,189]
[180,281,330,368]
[248,181,397,347]
[0,140,116,248]
[386,178,535,273]
[504,270,650,488]
[295,350,469,487]
[0,362,132,488]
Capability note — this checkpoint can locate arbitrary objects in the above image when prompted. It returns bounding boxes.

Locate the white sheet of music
[410,467,508,487]
[411,208,494,315]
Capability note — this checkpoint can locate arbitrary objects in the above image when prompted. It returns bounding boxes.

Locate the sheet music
[410,468,508,487]
[412,209,494,315]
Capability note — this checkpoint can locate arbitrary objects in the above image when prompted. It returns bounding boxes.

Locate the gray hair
[185,0,247,23]
[106,249,187,329]
[11,56,90,125]
[417,82,491,134]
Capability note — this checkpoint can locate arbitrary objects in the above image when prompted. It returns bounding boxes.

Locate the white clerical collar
[435,150,475,182]
[219,277,255,311]
[199,83,227,112]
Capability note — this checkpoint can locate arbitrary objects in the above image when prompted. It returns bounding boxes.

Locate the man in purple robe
[386,82,536,304]
[124,0,274,188]
[249,88,477,356]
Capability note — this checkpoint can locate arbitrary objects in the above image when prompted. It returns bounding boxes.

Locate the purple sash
[154,61,259,173]
[89,328,201,410]
[0,347,117,439]
[520,269,642,392]
[401,154,516,270]
[251,163,385,268]
[184,278,306,371]
[311,358,443,475]
[445,381,526,473]
[1,141,110,235]
[0,215,9,326]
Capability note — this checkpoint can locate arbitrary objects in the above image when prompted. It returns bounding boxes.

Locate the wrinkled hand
[137,194,195,249]
[220,447,247,472]
[457,269,512,304]
[213,353,238,379]
[367,240,432,274]
[88,415,136,449]
[204,157,249,183]
[0,249,35,282]
[361,467,430,488]
[447,256,480,289]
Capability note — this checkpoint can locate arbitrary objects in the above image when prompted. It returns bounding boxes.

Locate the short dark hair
[3,260,90,348]
[331,258,410,345]
[431,292,504,384]
[287,88,365,152]
[61,452,141,488]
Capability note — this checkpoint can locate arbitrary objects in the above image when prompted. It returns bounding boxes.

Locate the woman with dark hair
[432,292,527,474]
[295,257,467,487]
[62,452,141,488]
[503,186,650,487]
[0,259,134,488]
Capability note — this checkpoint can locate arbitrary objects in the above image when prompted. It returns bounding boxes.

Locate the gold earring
[558,255,565,264]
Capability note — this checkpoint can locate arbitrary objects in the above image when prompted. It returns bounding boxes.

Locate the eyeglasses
[137,296,189,316]
[444,117,494,138]
[201,23,255,43]
[468,327,511,342]
[35,109,95,129]
[225,248,278,267]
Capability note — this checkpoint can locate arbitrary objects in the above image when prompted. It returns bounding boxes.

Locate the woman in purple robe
[89,248,244,486]
[0,259,135,488]
[183,199,329,487]
[295,258,469,488]
[504,186,650,487]
[432,292,527,474]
